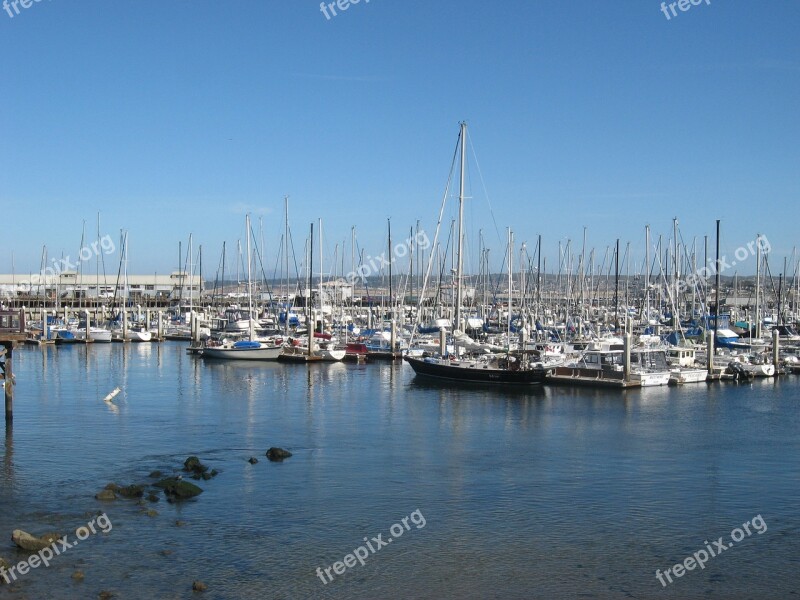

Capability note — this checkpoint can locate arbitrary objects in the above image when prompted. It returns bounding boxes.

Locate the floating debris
[103,387,121,403]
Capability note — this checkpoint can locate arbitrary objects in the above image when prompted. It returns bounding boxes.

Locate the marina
[2,2,799,598]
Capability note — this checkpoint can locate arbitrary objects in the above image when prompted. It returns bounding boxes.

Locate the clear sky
[1,0,798,280]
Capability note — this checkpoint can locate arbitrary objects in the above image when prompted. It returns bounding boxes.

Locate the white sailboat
[202,214,284,361]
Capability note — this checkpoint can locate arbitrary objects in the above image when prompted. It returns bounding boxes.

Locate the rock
[200,473,212,481]
[175,520,186,527]
[146,493,160,503]
[210,469,219,478]
[0,556,9,570]
[117,484,145,499]
[159,549,174,557]
[95,489,117,501]
[148,470,162,478]
[72,570,85,581]
[98,591,114,600]
[192,581,208,592]
[266,447,292,461]
[143,509,158,518]
[183,456,208,475]
[247,457,259,464]
[153,478,203,500]
[104,483,120,491]
[11,530,62,552]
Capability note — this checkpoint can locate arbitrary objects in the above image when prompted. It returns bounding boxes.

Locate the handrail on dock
[0,309,25,334]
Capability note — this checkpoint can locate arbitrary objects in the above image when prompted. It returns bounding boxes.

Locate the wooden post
[4,344,12,424]
[773,328,780,373]
[623,332,631,383]
[707,330,715,376]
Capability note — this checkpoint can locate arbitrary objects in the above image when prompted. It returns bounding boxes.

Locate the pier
[0,310,26,424]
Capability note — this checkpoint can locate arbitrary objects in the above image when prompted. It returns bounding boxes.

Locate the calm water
[1,342,798,599]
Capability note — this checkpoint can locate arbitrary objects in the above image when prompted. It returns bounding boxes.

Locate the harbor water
[1,342,798,599]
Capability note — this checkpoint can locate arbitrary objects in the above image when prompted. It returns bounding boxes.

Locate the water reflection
[0,343,797,599]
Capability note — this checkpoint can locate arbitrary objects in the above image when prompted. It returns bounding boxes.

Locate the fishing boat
[667,346,707,384]
[629,347,672,386]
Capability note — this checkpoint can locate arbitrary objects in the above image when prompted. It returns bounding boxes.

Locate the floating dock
[547,366,641,389]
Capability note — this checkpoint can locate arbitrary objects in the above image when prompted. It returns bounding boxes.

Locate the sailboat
[202,215,284,360]
[404,122,551,385]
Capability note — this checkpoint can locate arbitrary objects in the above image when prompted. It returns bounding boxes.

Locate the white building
[0,271,203,302]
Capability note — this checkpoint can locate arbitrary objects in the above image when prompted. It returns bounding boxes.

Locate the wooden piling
[1,310,26,425]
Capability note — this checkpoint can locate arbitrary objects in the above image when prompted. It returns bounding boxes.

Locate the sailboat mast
[388,219,393,322]
[645,225,650,324]
[755,233,762,339]
[246,215,254,341]
[714,220,720,339]
[284,196,289,336]
[455,121,466,332]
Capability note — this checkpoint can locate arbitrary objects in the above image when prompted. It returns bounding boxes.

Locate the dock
[548,366,641,389]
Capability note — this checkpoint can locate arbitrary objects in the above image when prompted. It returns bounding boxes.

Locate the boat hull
[404,356,549,385]
[632,371,672,387]
[669,368,708,384]
[202,346,282,361]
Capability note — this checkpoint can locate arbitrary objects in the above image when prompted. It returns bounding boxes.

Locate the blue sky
[1,0,798,279]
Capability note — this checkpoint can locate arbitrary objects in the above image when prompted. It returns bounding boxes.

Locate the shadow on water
[406,374,548,399]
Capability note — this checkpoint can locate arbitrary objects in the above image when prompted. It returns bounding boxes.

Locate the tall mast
[537,234,542,324]
[507,228,513,347]
[221,241,226,306]
[614,238,619,333]
[714,220,721,339]
[246,215,254,341]
[284,196,289,336]
[189,233,193,314]
[388,219,393,321]
[455,121,466,332]
[755,233,762,339]
[673,218,679,329]
[645,225,650,323]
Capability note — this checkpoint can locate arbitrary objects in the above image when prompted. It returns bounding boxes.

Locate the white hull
[670,368,707,384]
[318,348,346,362]
[202,345,282,361]
[741,363,775,377]
[90,328,112,343]
[632,371,672,387]
[111,329,152,342]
